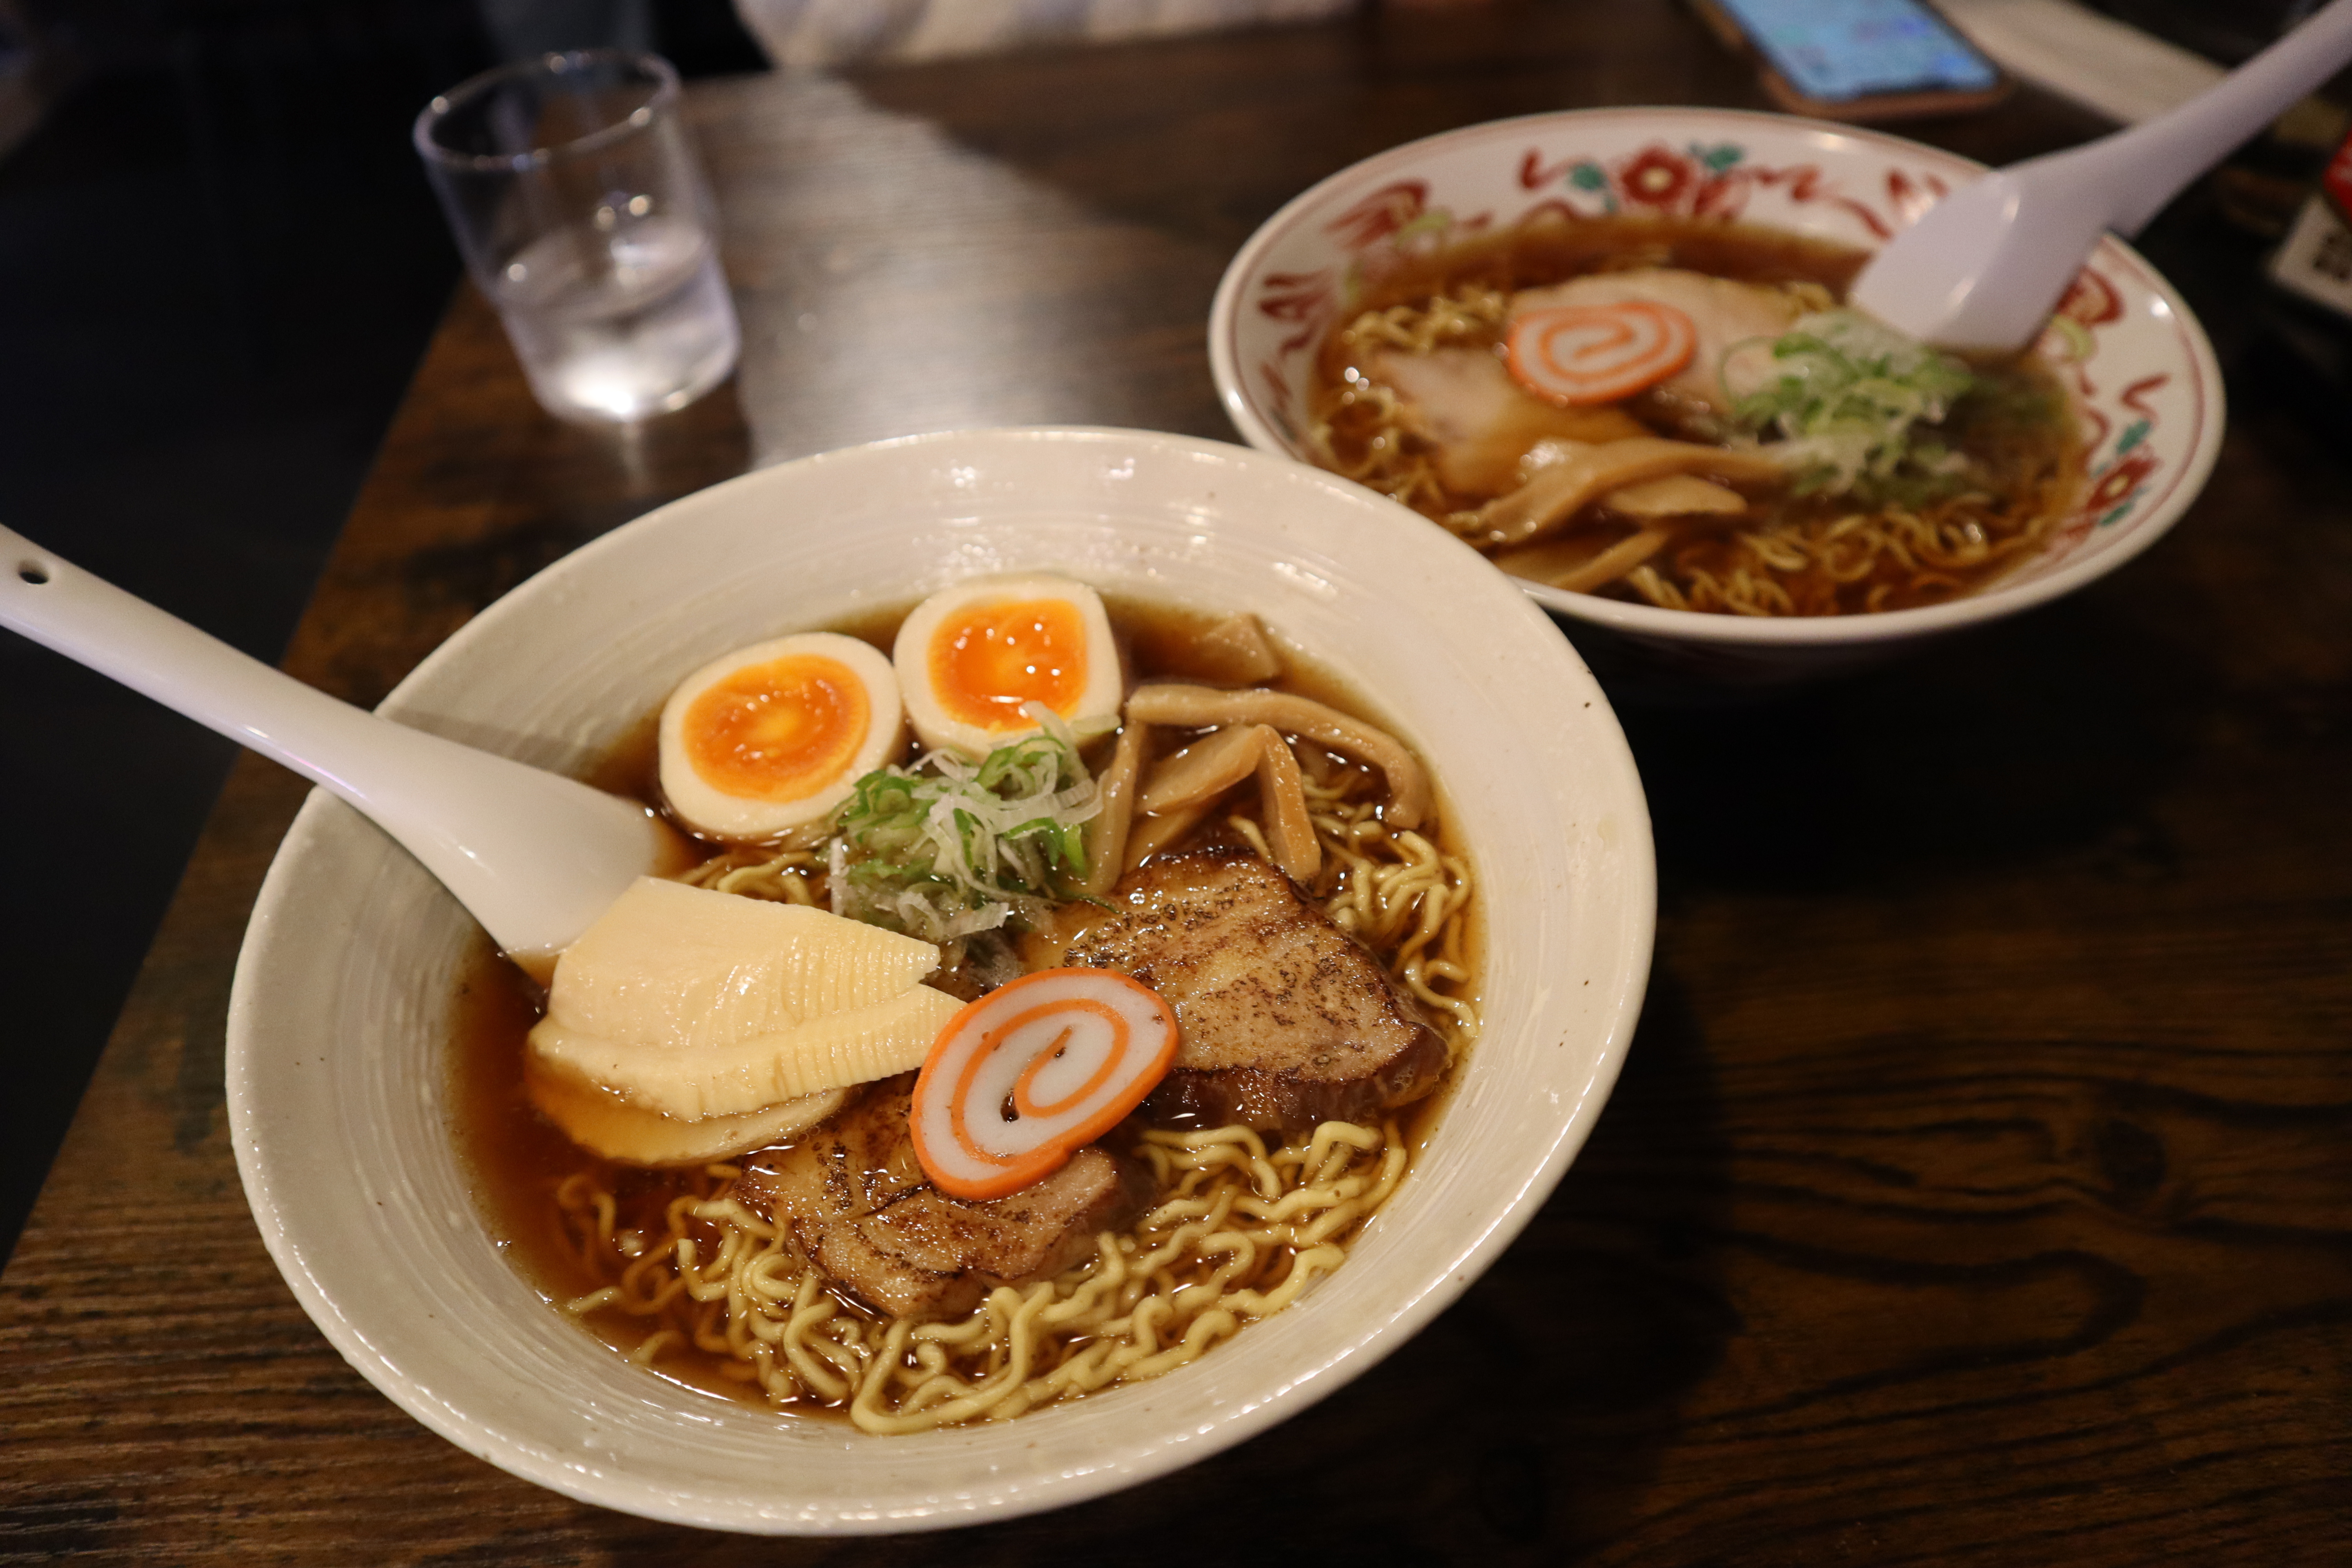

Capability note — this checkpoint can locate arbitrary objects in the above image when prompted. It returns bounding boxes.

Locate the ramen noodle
[1307,213,2082,616]
[454,597,1477,1432]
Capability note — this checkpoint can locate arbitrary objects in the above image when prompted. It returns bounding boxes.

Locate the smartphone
[1687,0,2009,121]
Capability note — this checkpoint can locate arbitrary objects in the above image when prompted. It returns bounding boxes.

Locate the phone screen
[1711,0,1999,103]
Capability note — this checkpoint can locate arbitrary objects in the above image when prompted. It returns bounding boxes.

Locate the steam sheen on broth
[452,597,1477,1431]
[1309,213,2083,617]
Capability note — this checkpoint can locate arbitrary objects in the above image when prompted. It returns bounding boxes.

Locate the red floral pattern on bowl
[1209,109,2224,668]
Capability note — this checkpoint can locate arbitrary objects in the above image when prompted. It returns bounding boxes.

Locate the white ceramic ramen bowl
[1209,108,2225,685]
[225,427,1655,1534]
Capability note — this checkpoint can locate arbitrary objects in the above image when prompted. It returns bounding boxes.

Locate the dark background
[0,0,764,1263]
[0,0,2337,1264]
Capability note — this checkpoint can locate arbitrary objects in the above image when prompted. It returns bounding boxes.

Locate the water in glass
[493,212,739,423]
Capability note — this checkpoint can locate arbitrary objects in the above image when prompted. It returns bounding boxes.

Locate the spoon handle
[2037,0,2352,236]
[1,525,385,780]
[0,524,669,955]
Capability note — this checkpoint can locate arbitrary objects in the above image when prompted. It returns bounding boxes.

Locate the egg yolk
[682,654,870,802]
[929,599,1088,730]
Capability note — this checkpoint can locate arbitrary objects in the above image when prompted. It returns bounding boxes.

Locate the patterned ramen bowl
[1209,108,2224,684]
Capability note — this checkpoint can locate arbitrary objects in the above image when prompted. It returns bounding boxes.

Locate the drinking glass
[414,50,740,423]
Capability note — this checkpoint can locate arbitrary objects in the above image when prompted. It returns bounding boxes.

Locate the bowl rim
[225,425,1658,1533]
[1207,105,2226,648]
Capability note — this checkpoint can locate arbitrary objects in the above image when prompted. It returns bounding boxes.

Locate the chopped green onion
[1723,309,1976,501]
[827,702,1100,943]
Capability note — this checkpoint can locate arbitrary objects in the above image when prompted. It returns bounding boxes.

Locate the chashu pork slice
[1370,345,1650,497]
[1022,846,1448,1134]
[736,1080,1153,1321]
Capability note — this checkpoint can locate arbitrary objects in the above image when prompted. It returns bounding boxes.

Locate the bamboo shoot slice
[1125,684,1430,829]
[530,983,964,1121]
[524,1059,845,1166]
[548,877,940,1047]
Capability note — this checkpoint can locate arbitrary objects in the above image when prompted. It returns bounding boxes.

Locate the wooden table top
[5,4,2348,1561]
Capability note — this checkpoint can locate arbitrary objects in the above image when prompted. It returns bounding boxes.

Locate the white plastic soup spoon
[0,524,684,963]
[1850,0,2352,351]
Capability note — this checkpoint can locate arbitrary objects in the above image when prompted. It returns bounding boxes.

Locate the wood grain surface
[4,3,2348,1563]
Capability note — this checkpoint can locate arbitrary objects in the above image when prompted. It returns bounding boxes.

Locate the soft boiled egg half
[658,632,906,840]
[893,575,1122,759]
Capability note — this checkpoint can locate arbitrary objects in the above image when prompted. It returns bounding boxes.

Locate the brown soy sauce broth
[1313,212,2083,616]
[1340,211,1872,322]
[446,593,1478,1412]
